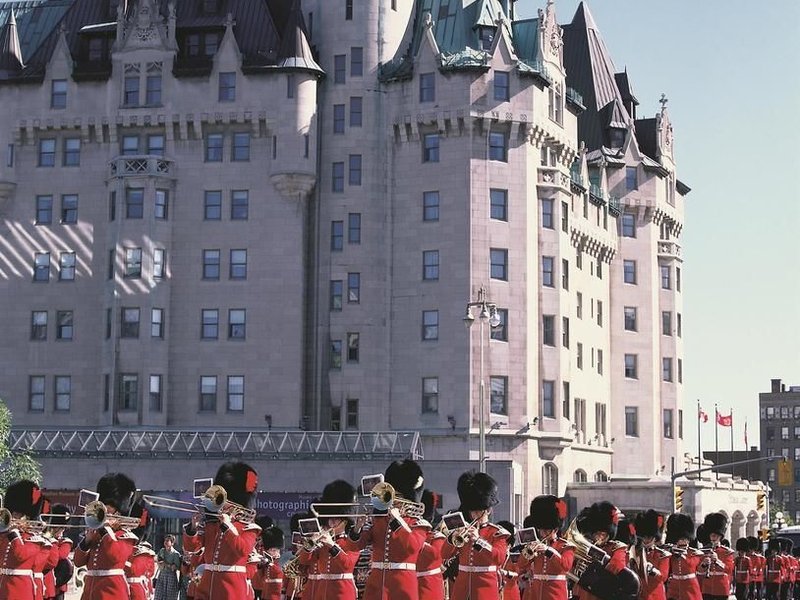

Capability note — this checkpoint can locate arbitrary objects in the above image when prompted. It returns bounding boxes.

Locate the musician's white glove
[219,512,233,531]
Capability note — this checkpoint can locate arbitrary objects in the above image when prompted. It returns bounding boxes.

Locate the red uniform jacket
[665,551,702,600]
[345,512,426,600]
[638,545,670,600]
[518,537,574,600]
[31,534,57,600]
[183,518,260,600]
[73,526,138,600]
[779,554,790,583]
[699,545,734,596]
[45,536,73,598]
[185,548,204,599]
[417,529,445,600]
[498,552,521,600]
[765,555,782,584]
[0,529,40,600]
[748,551,765,583]
[125,547,155,600]
[441,522,509,600]
[734,554,751,585]
[300,533,358,600]
[260,561,283,600]
[789,554,799,583]
[573,540,627,600]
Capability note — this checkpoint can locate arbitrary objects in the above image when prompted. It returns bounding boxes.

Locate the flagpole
[746,418,751,481]
[697,399,702,476]
[715,403,719,480]
[730,407,734,476]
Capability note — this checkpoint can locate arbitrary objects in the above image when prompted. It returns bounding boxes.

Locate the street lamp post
[464,287,501,473]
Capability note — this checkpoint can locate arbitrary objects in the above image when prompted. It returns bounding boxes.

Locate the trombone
[83,500,141,531]
[0,509,46,534]
[143,484,256,524]
[370,482,425,519]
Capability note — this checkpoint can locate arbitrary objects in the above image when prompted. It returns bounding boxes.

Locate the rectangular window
[51,79,67,108]
[624,354,638,379]
[350,96,363,127]
[63,138,80,166]
[597,301,603,327]
[597,349,604,375]
[621,213,636,237]
[623,260,637,284]
[146,74,162,105]
[347,332,360,363]
[121,135,139,155]
[334,54,346,83]
[491,309,508,342]
[490,189,508,221]
[55,375,71,411]
[676,267,682,292]
[227,376,244,411]
[596,403,607,437]
[662,311,672,336]
[6,143,12,168]
[124,76,140,106]
[231,190,249,220]
[36,195,53,224]
[154,190,168,220]
[596,257,603,279]
[350,46,363,76]
[490,248,508,281]
[33,252,50,282]
[39,139,56,167]
[200,376,217,411]
[422,310,439,341]
[218,72,236,101]
[577,342,583,369]
[347,272,360,303]
[562,259,569,290]
[330,280,343,311]
[677,313,682,337]
[661,265,671,289]
[346,398,359,429]
[59,252,75,281]
[663,408,674,438]
[541,199,554,229]
[126,188,144,218]
[626,166,638,191]
[107,249,115,280]
[121,307,140,338]
[662,357,673,382]
[542,380,555,418]
[286,73,295,98]
[55,310,73,340]
[490,376,508,416]
[109,191,116,221]
[330,339,342,370]
[149,374,162,411]
[232,133,250,161]
[678,358,683,383]
[422,377,439,414]
[542,315,555,347]
[494,71,510,101]
[348,213,361,244]
[423,191,440,221]
[624,306,637,331]
[29,376,45,411]
[419,73,435,102]
[205,133,223,162]
[333,104,345,133]
[542,256,554,287]
[576,249,582,270]
[125,247,142,278]
[332,162,345,192]
[151,308,164,338]
[678,409,684,439]
[201,309,219,339]
[349,154,362,185]
[331,221,344,250]
[562,382,570,419]
[202,249,220,280]
[226,249,247,280]
[423,133,440,162]
[561,201,569,232]
[562,316,570,348]
[576,292,583,319]
[488,132,508,161]
[625,406,639,437]
[31,311,48,340]
[152,248,166,279]
[228,309,246,339]
[781,426,789,441]
[423,250,439,280]
[345,0,353,19]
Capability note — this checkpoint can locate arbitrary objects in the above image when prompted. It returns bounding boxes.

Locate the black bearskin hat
[634,510,665,540]
[793,547,800,558]
[497,520,515,542]
[47,503,70,527]
[615,518,637,546]
[316,480,356,520]
[456,471,499,512]
[261,525,284,550]
[421,489,442,525]
[127,498,149,539]
[665,513,694,544]
[255,515,274,531]
[736,537,749,552]
[584,501,621,538]
[747,536,760,551]
[385,460,424,503]
[214,461,258,508]
[97,472,136,515]
[4,480,45,519]
[695,523,709,546]
[576,506,592,535]
[529,495,568,530]
[522,514,536,529]
[703,512,728,537]
[768,537,781,553]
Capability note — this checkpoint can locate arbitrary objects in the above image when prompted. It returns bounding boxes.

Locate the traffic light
[757,491,767,512]
[759,528,771,542]
[674,485,684,512]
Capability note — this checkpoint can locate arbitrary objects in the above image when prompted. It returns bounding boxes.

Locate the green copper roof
[0,0,73,62]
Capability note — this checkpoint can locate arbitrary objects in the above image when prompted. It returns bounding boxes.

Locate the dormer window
[608,127,626,148]
[548,83,563,126]
[478,26,495,51]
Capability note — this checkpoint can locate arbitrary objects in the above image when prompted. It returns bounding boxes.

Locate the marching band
[1,462,797,600]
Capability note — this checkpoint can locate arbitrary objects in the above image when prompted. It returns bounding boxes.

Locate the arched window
[594,470,609,482]
[543,463,559,495]
[574,469,587,483]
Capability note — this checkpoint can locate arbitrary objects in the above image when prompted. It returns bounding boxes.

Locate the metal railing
[109,155,173,178]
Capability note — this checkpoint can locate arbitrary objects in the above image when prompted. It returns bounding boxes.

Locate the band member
[183,461,262,600]
[792,547,800,600]
[44,504,74,600]
[766,538,782,600]
[517,495,573,600]
[73,472,139,600]
[633,510,670,600]
[285,512,312,600]
[348,459,427,600]
[0,480,47,600]
[733,538,752,600]
[258,526,284,600]
[126,540,156,600]
[780,539,794,600]
[184,546,204,600]
[664,513,702,600]
[699,512,734,600]
[749,536,765,600]
[572,501,631,600]
[417,490,445,600]
[442,470,509,600]
[496,521,521,600]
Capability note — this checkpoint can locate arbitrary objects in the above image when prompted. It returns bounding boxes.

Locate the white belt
[371,562,416,571]
[531,574,566,581]
[34,573,44,580]
[203,564,246,573]
[459,565,497,573]
[417,567,442,577]
[707,572,727,576]
[317,573,354,580]
[127,576,148,584]
[0,569,34,576]
[86,569,126,577]
[264,578,283,584]
[671,573,696,580]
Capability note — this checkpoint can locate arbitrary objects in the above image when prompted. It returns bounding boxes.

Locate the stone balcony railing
[657,240,682,260]
[537,166,571,193]
[109,155,174,178]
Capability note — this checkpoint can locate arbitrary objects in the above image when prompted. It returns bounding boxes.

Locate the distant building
[760,378,800,521]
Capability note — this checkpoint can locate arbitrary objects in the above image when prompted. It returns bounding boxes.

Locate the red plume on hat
[555,499,568,520]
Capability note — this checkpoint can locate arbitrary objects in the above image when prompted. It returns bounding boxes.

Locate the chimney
[771,378,782,393]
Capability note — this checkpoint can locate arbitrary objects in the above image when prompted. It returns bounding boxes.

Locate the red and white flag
[698,407,709,423]
[716,410,732,427]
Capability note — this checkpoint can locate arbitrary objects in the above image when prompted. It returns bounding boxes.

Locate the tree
[770,501,795,529]
[0,398,41,495]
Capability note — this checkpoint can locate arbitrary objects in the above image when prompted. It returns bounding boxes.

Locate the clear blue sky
[517,0,800,452]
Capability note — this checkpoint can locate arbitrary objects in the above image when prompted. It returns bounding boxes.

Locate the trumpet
[370,482,425,519]
[520,530,549,560]
[450,518,481,548]
[0,509,46,534]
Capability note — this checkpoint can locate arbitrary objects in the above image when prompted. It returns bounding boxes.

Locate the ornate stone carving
[270,173,317,199]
